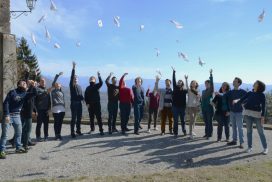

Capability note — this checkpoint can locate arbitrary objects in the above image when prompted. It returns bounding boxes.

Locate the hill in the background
[44,75,272,92]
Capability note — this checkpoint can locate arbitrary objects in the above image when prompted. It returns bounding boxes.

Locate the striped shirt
[164,88,173,108]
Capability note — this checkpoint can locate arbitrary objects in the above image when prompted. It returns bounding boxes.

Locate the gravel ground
[0,123,271,181]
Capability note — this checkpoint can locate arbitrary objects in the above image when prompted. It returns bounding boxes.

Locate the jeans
[88,102,103,132]
[230,112,244,144]
[0,114,23,151]
[214,113,230,140]
[22,118,32,146]
[161,107,173,133]
[134,102,144,133]
[53,112,65,137]
[108,101,119,132]
[244,115,267,149]
[120,103,131,132]
[172,106,186,135]
[70,101,82,134]
[36,110,49,138]
[148,108,158,129]
[202,110,214,137]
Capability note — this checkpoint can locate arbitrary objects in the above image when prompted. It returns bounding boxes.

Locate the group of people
[0,62,269,159]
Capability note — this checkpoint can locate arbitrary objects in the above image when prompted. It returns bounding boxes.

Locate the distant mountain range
[44,75,272,92]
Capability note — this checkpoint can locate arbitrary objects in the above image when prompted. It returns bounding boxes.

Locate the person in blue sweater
[233,80,268,155]
[201,69,214,140]
[70,62,84,138]
[226,77,247,148]
[132,77,145,135]
[172,67,188,137]
[0,79,37,159]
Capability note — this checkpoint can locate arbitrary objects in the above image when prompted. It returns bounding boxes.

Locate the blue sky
[11,0,272,84]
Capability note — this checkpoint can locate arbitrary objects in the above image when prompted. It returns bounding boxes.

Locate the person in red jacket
[119,73,134,135]
[146,76,160,133]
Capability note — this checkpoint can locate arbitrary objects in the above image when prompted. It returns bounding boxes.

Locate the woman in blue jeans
[234,80,268,155]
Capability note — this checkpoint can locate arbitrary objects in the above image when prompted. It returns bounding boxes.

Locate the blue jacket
[226,89,247,113]
[3,86,37,117]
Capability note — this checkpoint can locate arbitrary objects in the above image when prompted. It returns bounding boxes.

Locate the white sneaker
[154,127,158,131]
[262,148,268,155]
[88,130,92,134]
[190,135,194,140]
[192,132,197,136]
[147,129,151,133]
[246,148,253,153]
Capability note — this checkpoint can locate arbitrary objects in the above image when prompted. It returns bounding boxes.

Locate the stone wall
[0,0,11,34]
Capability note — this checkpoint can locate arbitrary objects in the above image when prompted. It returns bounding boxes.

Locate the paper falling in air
[178,52,189,62]
[50,0,57,11]
[54,43,61,49]
[114,16,120,27]
[156,69,162,77]
[31,33,37,46]
[98,20,103,28]
[45,26,51,42]
[76,41,81,47]
[38,14,47,23]
[140,25,145,31]
[154,48,160,57]
[198,57,205,67]
[170,20,183,29]
[258,9,265,22]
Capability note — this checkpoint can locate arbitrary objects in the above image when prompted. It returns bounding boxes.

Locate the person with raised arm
[201,69,214,140]
[50,72,65,141]
[70,62,84,138]
[106,72,119,134]
[119,73,134,135]
[233,80,268,155]
[185,75,201,139]
[172,67,188,137]
[146,76,160,133]
[84,72,104,135]
[132,77,145,135]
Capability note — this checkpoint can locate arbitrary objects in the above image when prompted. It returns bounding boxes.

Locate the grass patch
[5,161,272,182]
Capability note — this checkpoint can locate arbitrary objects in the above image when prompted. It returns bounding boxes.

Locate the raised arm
[172,69,177,89]
[106,72,113,87]
[185,75,189,90]
[52,72,63,87]
[209,69,214,93]
[155,75,160,91]
[70,62,76,87]
[96,72,103,89]
[119,73,128,89]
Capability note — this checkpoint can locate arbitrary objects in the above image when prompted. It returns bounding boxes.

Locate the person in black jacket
[70,62,84,138]
[106,72,119,134]
[84,72,104,135]
[171,67,188,137]
[35,77,51,142]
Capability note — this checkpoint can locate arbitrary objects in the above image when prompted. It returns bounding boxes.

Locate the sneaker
[44,137,49,142]
[15,148,28,153]
[28,141,36,146]
[203,135,207,138]
[0,151,6,159]
[121,131,126,135]
[183,132,187,136]
[225,139,230,143]
[125,128,132,132]
[206,137,211,140]
[217,139,222,143]
[100,131,105,136]
[190,135,194,140]
[23,146,31,151]
[239,144,244,149]
[139,125,143,130]
[169,131,174,135]
[112,128,119,133]
[161,132,165,136]
[71,133,76,138]
[76,132,84,136]
[227,141,237,146]
[59,136,63,141]
[147,129,151,133]
[262,148,268,155]
[109,130,113,135]
[154,127,158,131]
[36,137,43,142]
[8,139,15,148]
[174,134,178,138]
[192,132,197,136]
[246,148,253,153]
[134,132,140,135]
[88,130,93,134]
